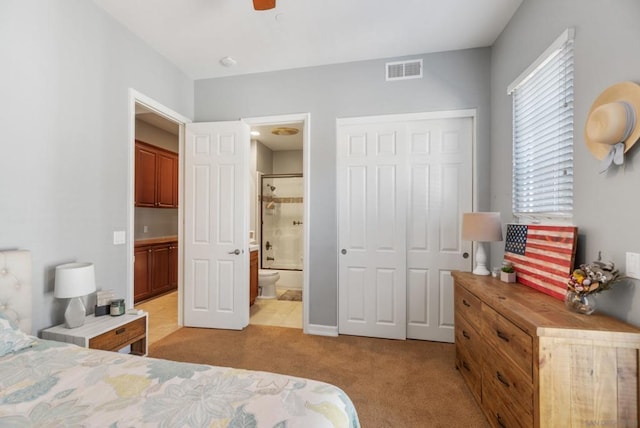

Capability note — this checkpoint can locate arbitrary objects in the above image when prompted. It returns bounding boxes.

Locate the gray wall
[273,150,303,174]
[490,0,640,326]
[195,49,492,326]
[0,1,193,333]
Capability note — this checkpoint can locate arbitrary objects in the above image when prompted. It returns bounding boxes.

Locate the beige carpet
[149,325,488,427]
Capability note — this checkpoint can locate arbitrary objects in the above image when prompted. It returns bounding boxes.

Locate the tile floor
[136,288,303,346]
[250,289,303,329]
[135,291,181,346]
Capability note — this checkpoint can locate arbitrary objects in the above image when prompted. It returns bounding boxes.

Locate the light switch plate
[113,231,126,245]
[626,252,640,280]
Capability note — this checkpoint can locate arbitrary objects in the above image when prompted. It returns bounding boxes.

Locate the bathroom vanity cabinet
[134,237,178,303]
[250,249,258,305]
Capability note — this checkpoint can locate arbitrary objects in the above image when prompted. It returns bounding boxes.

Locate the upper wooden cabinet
[135,140,178,208]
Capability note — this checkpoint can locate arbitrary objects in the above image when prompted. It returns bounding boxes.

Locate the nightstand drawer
[89,317,146,351]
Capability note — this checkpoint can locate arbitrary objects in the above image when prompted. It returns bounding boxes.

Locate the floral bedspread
[0,339,360,427]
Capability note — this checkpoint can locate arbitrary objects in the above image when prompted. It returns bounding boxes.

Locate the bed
[0,250,360,427]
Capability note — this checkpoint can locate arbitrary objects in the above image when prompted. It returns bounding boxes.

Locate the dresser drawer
[455,284,482,328]
[455,340,482,403]
[89,317,146,351]
[482,304,533,380]
[455,312,483,356]
[482,378,533,428]
[483,347,533,421]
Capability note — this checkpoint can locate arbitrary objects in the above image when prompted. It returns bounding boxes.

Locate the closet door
[337,122,408,340]
[406,117,473,342]
[337,114,473,342]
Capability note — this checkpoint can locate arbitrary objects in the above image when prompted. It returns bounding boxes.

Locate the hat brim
[584,81,640,160]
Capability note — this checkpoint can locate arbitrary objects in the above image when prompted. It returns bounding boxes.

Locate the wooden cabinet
[452,271,640,428]
[135,140,178,208]
[250,250,258,305]
[135,238,178,303]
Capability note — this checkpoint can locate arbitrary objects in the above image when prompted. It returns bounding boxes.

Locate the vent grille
[386,59,423,81]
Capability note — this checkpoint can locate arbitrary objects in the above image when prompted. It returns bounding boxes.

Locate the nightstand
[42,312,148,356]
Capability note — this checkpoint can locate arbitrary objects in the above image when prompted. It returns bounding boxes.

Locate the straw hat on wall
[584,81,640,172]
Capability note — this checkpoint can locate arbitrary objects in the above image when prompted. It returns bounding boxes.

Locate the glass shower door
[261,175,303,271]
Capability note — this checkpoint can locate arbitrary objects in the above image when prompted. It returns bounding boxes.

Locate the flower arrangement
[566,260,622,314]
[567,261,621,295]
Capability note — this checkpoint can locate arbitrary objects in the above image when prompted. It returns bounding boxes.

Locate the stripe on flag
[504,224,578,300]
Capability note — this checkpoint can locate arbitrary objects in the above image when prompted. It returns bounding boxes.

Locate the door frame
[243,113,311,333]
[127,89,191,326]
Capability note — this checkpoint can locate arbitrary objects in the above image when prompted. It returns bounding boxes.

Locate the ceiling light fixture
[219,56,237,67]
[250,131,260,136]
[271,127,299,136]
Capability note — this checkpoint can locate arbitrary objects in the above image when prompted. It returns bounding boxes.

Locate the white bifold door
[337,114,473,342]
[183,121,250,330]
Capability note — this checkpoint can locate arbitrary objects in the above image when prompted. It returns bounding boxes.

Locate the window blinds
[509,29,574,217]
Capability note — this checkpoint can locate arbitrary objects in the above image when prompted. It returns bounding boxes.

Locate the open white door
[183,121,250,330]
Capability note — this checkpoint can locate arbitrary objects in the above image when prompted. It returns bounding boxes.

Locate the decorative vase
[564,291,596,315]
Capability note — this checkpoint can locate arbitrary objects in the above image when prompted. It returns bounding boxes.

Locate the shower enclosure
[261,174,303,277]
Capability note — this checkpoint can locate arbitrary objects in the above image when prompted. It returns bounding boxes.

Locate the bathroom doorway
[247,116,307,330]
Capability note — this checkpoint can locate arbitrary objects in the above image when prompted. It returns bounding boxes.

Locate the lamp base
[64,297,87,329]
[472,242,491,276]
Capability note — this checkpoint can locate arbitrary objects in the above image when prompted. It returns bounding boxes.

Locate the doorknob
[462,252,469,259]
[341,249,347,255]
[228,249,241,255]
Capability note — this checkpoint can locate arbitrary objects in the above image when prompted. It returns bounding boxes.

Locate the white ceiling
[92,0,522,80]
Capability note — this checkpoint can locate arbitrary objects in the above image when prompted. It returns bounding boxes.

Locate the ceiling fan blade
[253,0,276,10]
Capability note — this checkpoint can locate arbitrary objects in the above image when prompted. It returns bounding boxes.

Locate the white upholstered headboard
[0,250,32,335]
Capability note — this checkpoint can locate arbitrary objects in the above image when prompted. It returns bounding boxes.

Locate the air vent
[386,59,423,81]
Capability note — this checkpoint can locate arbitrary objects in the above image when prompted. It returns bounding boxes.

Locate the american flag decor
[504,224,578,300]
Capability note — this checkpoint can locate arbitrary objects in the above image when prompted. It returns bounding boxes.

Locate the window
[508,29,574,219]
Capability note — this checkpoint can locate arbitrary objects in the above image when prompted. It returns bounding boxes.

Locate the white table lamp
[54,262,96,328]
[462,212,503,276]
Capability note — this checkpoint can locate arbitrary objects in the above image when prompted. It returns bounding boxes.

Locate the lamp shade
[54,262,96,298]
[462,212,503,242]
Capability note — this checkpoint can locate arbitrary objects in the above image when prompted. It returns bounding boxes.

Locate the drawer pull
[462,330,470,340]
[496,330,510,342]
[462,361,471,372]
[496,371,511,388]
[116,327,126,335]
[496,413,506,428]
[462,299,471,307]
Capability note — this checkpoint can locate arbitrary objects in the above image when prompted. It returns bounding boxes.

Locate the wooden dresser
[452,271,640,428]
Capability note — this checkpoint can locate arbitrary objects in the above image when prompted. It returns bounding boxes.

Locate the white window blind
[508,29,574,218]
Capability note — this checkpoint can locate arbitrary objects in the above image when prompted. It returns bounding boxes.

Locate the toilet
[258,269,280,299]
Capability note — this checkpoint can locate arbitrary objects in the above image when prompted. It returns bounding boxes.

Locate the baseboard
[305,323,338,337]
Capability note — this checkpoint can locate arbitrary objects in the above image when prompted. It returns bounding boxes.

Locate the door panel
[184,121,249,330]
[338,124,407,340]
[406,117,472,342]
